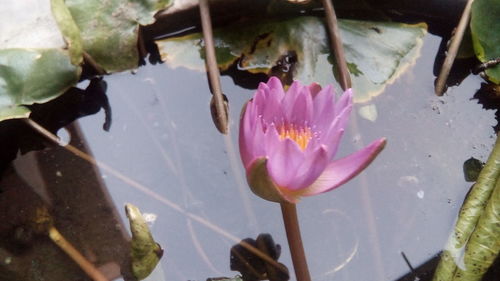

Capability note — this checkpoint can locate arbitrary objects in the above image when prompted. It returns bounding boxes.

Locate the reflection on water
[0,31,498,281]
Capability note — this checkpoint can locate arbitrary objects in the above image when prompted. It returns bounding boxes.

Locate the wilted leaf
[125,203,163,280]
[156,17,426,102]
[471,0,500,84]
[0,48,81,122]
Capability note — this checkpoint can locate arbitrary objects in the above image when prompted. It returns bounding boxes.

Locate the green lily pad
[471,0,500,84]
[0,48,81,121]
[0,105,31,121]
[156,16,426,102]
[65,0,172,72]
[50,0,83,66]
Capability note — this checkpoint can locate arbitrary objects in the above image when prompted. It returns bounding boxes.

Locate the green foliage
[471,0,500,83]
[64,0,172,72]
[156,17,427,102]
[454,177,500,280]
[125,203,163,280]
[51,0,83,65]
[433,136,500,281]
[0,48,81,121]
[0,0,171,121]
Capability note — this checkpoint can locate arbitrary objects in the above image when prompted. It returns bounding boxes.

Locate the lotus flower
[239,77,386,203]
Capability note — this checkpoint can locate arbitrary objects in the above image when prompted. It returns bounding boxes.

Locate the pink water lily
[239,77,386,203]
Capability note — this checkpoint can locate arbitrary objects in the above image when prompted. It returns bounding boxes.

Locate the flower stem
[280,202,311,281]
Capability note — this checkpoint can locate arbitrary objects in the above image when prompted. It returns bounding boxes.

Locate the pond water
[1,27,498,281]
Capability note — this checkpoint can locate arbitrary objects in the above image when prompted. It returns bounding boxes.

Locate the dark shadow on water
[473,83,500,133]
[0,78,111,177]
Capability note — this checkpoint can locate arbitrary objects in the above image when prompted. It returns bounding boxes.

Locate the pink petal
[263,123,281,155]
[286,145,329,190]
[289,88,313,125]
[312,86,338,132]
[300,138,386,196]
[267,77,286,100]
[312,85,335,127]
[334,88,353,114]
[238,104,253,167]
[239,108,266,169]
[320,103,352,145]
[252,89,268,116]
[282,81,303,121]
[319,128,344,160]
[261,88,285,124]
[308,82,322,98]
[266,138,305,188]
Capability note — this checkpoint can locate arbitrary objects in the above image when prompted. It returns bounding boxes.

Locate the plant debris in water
[230,234,289,281]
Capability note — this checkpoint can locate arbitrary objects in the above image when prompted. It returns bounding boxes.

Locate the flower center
[278,124,312,150]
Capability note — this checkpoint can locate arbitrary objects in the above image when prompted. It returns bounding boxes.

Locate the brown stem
[434,0,474,96]
[321,0,351,91]
[199,0,229,134]
[48,227,108,281]
[280,202,311,281]
[83,51,106,75]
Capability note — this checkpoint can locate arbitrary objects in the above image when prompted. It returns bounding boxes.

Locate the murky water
[1,29,498,281]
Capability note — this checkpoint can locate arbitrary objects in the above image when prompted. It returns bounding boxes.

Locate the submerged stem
[48,227,108,281]
[280,202,311,281]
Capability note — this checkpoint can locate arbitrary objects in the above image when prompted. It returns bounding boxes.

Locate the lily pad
[0,48,81,121]
[0,106,31,121]
[51,0,83,66]
[471,0,500,84]
[0,0,172,121]
[65,0,173,72]
[156,16,426,102]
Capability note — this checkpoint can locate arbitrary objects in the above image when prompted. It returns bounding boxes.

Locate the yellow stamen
[278,124,312,150]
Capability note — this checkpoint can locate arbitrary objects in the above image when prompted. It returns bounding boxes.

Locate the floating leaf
[0,48,81,122]
[471,0,500,83]
[0,1,66,49]
[65,0,172,72]
[0,105,31,121]
[156,17,426,102]
[50,0,83,65]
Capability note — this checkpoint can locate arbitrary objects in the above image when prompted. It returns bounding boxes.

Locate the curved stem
[280,202,311,281]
